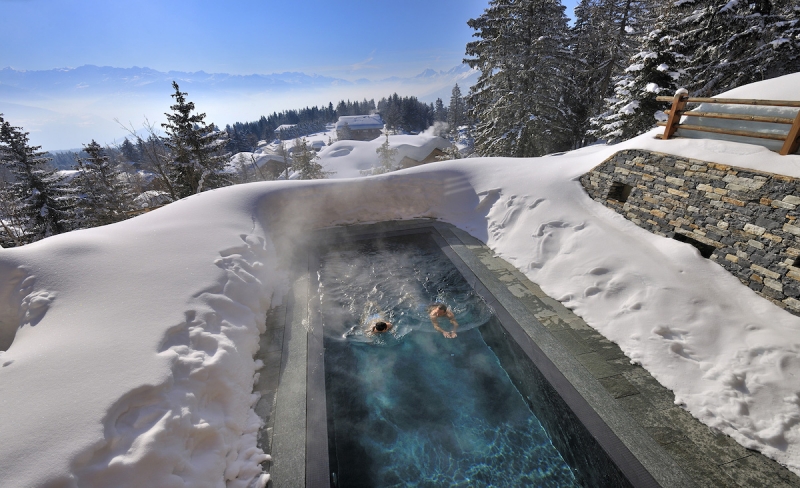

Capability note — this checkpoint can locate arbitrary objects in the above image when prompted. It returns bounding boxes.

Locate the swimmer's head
[374,321,388,332]
[436,304,447,312]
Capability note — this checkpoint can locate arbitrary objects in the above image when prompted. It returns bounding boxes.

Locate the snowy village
[1,0,800,487]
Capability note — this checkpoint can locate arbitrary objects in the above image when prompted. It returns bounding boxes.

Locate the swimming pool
[264,221,678,486]
[316,234,627,487]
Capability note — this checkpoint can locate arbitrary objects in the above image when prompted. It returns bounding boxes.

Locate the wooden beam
[656,122,787,141]
[663,93,688,140]
[780,110,800,155]
[664,110,796,125]
[655,96,800,108]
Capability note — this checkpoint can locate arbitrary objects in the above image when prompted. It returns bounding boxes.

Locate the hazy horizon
[0,63,479,151]
[0,0,580,150]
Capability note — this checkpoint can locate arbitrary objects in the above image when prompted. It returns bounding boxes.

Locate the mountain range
[0,64,477,98]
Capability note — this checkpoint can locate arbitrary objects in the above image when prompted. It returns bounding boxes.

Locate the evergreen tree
[433,98,447,122]
[0,114,76,244]
[374,134,399,173]
[74,140,132,227]
[592,19,680,143]
[567,0,651,147]
[466,0,574,157]
[161,81,230,198]
[447,84,467,131]
[383,96,403,133]
[276,142,291,179]
[673,0,800,96]
[291,138,326,179]
[119,138,140,163]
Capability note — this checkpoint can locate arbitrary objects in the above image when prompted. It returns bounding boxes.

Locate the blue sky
[1,0,579,78]
[1,0,581,149]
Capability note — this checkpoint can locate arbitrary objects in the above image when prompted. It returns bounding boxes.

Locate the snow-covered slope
[1,73,799,486]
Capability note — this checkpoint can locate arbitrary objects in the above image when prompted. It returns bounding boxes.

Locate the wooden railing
[655,92,800,155]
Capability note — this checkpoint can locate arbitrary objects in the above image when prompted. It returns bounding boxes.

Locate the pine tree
[291,138,326,179]
[119,138,140,163]
[161,81,230,198]
[0,114,76,244]
[374,134,399,173]
[73,140,132,227]
[466,0,574,157]
[567,0,651,146]
[276,142,291,179]
[592,19,680,143]
[447,84,467,132]
[673,0,800,96]
[383,97,403,134]
[434,98,448,123]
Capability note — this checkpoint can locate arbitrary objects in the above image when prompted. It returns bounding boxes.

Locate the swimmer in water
[370,319,393,334]
[428,303,458,339]
[364,302,393,336]
[343,311,393,338]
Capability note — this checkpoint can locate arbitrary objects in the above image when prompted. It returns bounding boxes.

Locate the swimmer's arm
[447,311,459,330]
[429,316,447,334]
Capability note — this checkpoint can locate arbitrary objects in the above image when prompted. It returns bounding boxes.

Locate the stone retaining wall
[580,149,800,315]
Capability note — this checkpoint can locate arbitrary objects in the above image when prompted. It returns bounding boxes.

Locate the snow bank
[0,186,282,487]
[2,73,800,485]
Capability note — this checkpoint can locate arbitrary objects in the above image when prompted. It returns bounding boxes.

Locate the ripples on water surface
[319,235,578,487]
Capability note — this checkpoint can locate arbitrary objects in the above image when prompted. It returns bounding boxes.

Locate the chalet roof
[335,114,384,131]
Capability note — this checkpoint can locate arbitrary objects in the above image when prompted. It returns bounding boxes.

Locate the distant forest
[221,93,447,154]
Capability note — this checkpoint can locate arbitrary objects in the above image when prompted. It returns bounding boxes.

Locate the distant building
[399,148,447,168]
[336,115,384,141]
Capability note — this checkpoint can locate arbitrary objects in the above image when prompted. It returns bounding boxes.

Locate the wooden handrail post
[780,110,800,156]
[663,88,688,140]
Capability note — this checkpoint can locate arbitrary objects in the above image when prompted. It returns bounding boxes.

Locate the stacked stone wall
[580,149,800,315]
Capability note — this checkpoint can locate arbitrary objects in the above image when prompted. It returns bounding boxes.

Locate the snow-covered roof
[335,114,384,131]
[274,124,296,133]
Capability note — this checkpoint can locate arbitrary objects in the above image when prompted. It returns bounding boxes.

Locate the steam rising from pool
[319,237,493,344]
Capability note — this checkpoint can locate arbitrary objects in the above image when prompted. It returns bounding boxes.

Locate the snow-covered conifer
[567,0,652,146]
[292,138,326,180]
[674,0,800,96]
[0,114,76,244]
[434,98,448,123]
[592,16,680,143]
[465,0,574,157]
[161,81,230,198]
[447,84,467,132]
[374,134,399,173]
[73,140,132,227]
[119,138,140,163]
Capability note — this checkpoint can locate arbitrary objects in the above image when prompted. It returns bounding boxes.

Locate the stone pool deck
[254,219,800,487]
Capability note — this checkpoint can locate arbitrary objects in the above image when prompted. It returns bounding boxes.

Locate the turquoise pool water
[319,236,579,487]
